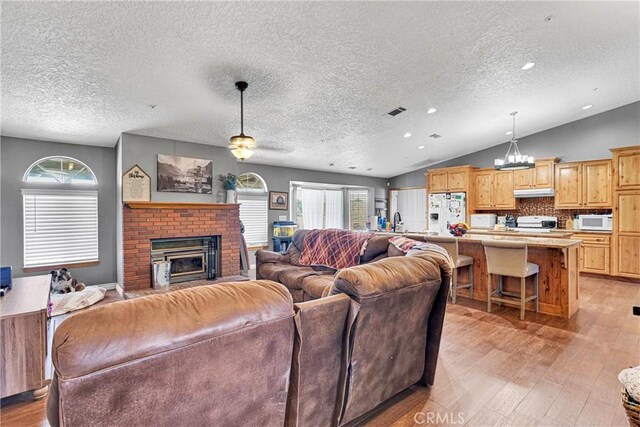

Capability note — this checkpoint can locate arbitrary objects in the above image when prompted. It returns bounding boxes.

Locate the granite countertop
[375,231,581,249]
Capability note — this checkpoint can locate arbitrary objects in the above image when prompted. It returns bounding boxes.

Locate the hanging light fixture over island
[229,81,256,161]
[494,111,534,171]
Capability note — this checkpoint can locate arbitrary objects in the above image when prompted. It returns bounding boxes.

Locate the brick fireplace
[123,202,241,291]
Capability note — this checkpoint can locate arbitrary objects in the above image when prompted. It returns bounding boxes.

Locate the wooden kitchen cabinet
[571,233,611,275]
[612,146,640,190]
[428,170,448,193]
[555,163,582,207]
[472,169,515,210]
[513,157,559,190]
[426,165,475,193]
[613,189,640,278]
[583,160,612,207]
[555,160,612,209]
[474,171,494,209]
[493,171,516,209]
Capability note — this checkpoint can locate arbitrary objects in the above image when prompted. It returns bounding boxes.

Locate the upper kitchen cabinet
[554,160,612,209]
[611,146,640,190]
[513,158,559,189]
[583,160,612,207]
[426,165,476,193]
[472,169,516,210]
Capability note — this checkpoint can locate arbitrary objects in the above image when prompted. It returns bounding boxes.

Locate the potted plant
[219,173,237,203]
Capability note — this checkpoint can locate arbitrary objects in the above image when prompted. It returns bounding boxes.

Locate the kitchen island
[378,232,581,318]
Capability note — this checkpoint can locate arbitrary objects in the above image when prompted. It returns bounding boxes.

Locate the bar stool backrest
[482,240,528,278]
[425,235,459,265]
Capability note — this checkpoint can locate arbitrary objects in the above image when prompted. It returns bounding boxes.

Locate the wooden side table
[0,275,51,399]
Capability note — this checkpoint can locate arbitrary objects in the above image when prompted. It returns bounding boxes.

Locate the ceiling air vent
[387,107,406,117]
[429,133,442,139]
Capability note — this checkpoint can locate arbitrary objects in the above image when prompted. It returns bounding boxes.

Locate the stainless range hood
[514,188,555,198]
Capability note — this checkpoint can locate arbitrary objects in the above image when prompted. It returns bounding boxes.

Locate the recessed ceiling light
[505,131,513,135]
[404,132,412,138]
[522,62,536,70]
[418,145,425,150]
[582,104,593,110]
[427,108,437,114]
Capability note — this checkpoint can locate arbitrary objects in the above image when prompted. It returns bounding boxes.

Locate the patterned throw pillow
[389,236,422,253]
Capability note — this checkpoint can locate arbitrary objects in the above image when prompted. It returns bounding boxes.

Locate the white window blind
[349,190,369,231]
[22,189,99,268]
[238,195,268,247]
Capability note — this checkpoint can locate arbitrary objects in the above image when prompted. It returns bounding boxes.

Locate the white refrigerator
[428,193,466,234]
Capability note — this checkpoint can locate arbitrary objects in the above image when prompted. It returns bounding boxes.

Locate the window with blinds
[22,189,99,268]
[238,195,268,247]
[349,190,369,231]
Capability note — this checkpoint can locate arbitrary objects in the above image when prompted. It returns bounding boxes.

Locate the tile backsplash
[476,197,611,229]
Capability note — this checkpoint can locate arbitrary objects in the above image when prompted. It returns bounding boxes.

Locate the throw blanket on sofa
[300,229,372,270]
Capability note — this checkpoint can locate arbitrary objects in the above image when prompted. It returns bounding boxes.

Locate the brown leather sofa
[48,253,451,427]
[256,229,404,302]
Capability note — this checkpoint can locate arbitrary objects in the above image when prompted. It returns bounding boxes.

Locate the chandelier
[229,81,256,161]
[494,111,534,170]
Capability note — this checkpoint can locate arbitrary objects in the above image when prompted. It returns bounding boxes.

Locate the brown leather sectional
[47,234,451,427]
[256,230,406,302]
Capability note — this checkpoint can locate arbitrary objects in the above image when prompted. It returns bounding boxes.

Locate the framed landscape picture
[157,154,213,194]
[269,191,288,210]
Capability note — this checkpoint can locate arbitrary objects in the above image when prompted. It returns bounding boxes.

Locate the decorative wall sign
[157,154,213,194]
[269,191,288,210]
[122,165,151,202]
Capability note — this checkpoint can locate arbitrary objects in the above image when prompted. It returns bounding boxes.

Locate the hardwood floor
[360,276,639,427]
[1,276,638,426]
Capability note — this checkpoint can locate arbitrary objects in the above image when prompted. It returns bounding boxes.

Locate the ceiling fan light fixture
[229,81,256,161]
[231,146,254,161]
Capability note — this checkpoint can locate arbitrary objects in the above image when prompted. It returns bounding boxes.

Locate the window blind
[22,189,99,268]
[238,195,268,246]
[349,190,369,231]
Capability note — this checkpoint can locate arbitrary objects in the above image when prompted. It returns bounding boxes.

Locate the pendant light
[229,81,255,161]
[494,111,534,170]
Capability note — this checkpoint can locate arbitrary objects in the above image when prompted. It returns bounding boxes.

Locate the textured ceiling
[2,2,639,178]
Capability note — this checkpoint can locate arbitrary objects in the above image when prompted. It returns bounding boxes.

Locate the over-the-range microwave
[576,214,613,231]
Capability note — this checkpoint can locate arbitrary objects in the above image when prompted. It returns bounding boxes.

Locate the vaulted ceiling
[2,1,638,177]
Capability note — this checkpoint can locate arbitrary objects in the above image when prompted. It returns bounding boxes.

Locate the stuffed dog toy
[50,268,86,293]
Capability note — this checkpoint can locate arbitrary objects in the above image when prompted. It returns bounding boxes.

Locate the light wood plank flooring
[1,276,638,427]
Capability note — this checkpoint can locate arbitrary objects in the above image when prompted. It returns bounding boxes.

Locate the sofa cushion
[389,236,424,253]
[360,236,390,263]
[302,275,335,300]
[279,267,325,291]
[387,244,406,258]
[330,254,442,299]
[258,262,293,282]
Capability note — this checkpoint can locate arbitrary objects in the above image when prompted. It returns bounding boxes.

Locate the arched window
[23,156,98,185]
[237,173,269,247]
[22,156,99,269]
[237,172,267,194]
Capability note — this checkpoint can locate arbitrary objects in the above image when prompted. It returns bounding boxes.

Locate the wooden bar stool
[425,235,474,304]
[482,240,539,320]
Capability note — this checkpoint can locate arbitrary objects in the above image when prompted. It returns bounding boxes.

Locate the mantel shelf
[125,202,239,210]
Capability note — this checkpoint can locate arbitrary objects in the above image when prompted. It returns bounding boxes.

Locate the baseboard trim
[91,282,118,291]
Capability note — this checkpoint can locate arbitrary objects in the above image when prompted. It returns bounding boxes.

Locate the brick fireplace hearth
[123,202,241,291]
